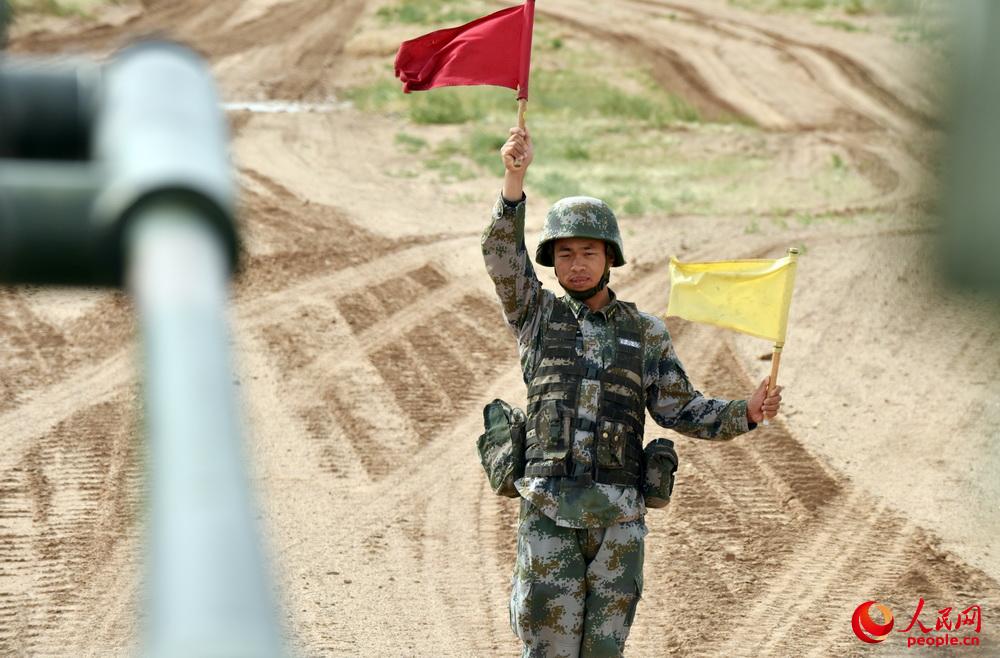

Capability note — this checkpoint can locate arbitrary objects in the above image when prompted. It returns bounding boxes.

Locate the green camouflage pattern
[641,438,678,509]
[510,500,646,657]
[482,193,751,530]
[535,196,626,267]
[477,398,526,498]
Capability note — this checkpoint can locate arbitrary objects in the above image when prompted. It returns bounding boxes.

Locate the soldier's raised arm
[481,127,545,340]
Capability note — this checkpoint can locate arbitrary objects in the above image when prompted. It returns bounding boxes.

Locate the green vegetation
[814,17,867,32]
[345,5,719,197]
[344,68,701,128]
[728,0,921,14]
[466,130,507,173]
[893,12,947,47]
[375,0,480,26]
[729,0,948,47]
[394,132,428,153]
[346,5,718,196]
[364,0,881,214]
[9,0,116,17]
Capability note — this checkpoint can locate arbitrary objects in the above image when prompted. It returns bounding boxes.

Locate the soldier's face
[553,238,608,291]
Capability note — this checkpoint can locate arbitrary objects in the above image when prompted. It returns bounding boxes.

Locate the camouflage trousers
[510,500,646,658]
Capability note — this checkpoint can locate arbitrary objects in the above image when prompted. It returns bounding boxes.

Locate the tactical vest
[524,298,645,487]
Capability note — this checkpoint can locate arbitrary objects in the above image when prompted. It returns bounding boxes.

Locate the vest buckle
[563,472,593,488]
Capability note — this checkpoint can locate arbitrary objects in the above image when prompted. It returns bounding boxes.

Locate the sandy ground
[3,0,999,655]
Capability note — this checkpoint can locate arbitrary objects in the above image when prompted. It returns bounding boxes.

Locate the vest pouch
[642,438,678,508]
[533,399,571,460]
[597,419,630,470]
[476,399,526,498]
[524,400,571,478]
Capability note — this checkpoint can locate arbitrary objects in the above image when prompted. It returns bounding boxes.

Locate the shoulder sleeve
[641,313,751,441]
[482,193,552,380]
[482,192,545,335]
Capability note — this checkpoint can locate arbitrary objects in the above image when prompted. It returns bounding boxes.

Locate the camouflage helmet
[535,196,626,267]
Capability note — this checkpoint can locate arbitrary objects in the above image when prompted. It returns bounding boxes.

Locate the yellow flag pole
[768,343,783,394]
[763,247,799,425]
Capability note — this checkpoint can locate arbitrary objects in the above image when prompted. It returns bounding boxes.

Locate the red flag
[395,1,536,100]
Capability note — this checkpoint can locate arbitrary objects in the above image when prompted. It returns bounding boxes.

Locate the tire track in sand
[538,0,927,209]
[625,317,999,656]
[0,390,142,656]
[639,0,937,131]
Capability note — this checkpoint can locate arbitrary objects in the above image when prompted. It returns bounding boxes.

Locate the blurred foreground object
[0,41,284,657]
[943,0,1000,292]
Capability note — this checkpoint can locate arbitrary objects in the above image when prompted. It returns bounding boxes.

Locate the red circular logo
[852,601,895,643]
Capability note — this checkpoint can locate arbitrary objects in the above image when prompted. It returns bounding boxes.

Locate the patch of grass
[432,139,463,158]
[343,77,512,125]
[529,68,701,126]
[342,78,403,114]
[408,87,517,124]
[345,64,705,129]
[894,15,947,46]
[843,0,866,15]
[815,17,866,31]
[534,170,585,200]
[563,142,591,161]
[728,0,922,15]
[386,167,421,179]
[421,139,483,183]
[425,154,475,182]
[376,0,480,26]
[409,91,471,124]
[395,132,428,153]
[782,0,826,10]
[9,0,112,17]
[467,129,507,176]
[622,197,646,216]
[452,191,480,205]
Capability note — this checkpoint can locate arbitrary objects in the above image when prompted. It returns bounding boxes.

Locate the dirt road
[4,1,999,655]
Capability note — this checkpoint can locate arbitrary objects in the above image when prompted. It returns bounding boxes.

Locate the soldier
[481,126,783,658]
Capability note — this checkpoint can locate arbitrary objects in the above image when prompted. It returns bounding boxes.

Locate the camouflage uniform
[483,193,754,657]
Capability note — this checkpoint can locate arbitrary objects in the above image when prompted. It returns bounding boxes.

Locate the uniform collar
[563,289,620,320]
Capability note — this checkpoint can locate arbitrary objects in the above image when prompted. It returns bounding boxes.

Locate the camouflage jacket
[482,193,753,528]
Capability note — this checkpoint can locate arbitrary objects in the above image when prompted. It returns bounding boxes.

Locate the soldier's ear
[606,244,616,267]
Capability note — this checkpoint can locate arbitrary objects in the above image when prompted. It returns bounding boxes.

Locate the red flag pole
[514,0,534,168]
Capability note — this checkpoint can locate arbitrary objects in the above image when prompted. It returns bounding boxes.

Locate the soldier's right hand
[501,127,533,173]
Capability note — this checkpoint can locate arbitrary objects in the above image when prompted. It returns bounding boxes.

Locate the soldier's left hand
[747,376,782,424]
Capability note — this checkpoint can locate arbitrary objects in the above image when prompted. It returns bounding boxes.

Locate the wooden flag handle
[763,246,798,425]
[513,98,527,169]
[768,344,782,397]
[761,344,782,426]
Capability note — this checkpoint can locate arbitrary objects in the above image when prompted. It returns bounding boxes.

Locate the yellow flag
[667,252,798,343]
